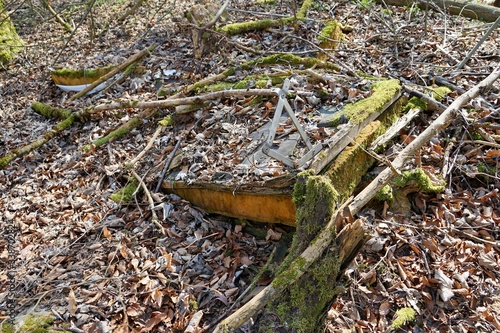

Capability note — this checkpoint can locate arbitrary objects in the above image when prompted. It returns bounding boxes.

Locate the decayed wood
[213,65,500,333]
[370,107,420,151]
[350,65,500,213]
[310,84,401,174]
[377,0,500,22]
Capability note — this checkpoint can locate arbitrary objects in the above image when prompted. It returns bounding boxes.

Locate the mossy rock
[0,0,24,66]
[50,65,115,86]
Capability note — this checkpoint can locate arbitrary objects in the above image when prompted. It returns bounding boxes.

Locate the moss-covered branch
[218,0,313,35]
[83,117,143,152]
[67,43,157,102]
[0,111,76,169]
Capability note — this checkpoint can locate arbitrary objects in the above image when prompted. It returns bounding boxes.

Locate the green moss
[51,65,114,80]
[271,171,345,332]
[12,312,56,333]
[358,0,375,9]
[243,53,338,71]
[326,122,381,202]
[272,255,307,289]
[391,307,416,329]
[297,0,313,19]
[84,117,142,151]
[159,115,173,127]
[219,18,285,36]
[392,168,445,192]
[375,184,393,201]
[327,79,401,126]
[430,86,451,101]
[318,20,343,52]
[477,162,498,178]
[277,254,343,332]
[403,96,427,112]
[31,102,73,120]
[219,0,311,35]
[0,0,24,66]
[2,322,15,333]
[110,178,140,204]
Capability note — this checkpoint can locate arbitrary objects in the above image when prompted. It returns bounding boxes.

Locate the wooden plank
[310,90,402,174]
[164,182,296,225]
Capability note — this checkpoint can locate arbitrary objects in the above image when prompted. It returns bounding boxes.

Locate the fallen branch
[456,15,500,70]
[117,0,147,22]
[67,43,157,102]
[377,0,500,22]
[0,110,77,169]
[90,87,313,114]
[214,65,500,332]
[350,65,500,213]
[131,170,165,234]
[41,0,73,32]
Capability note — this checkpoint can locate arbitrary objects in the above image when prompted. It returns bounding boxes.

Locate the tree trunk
[0,0,24,65]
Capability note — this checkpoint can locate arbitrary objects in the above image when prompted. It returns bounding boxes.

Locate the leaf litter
[0,0,499,332]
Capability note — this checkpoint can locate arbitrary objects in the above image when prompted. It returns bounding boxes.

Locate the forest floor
[1,0,499,332]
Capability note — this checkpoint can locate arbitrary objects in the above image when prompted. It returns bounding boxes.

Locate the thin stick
[67,44,157,102]
[128,124,164,168]
[131,170,165,234]
[90,88,312,113]
[456,16,500,70]
[155,138,182,193]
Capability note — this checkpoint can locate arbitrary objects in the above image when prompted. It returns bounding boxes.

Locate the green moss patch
[327,79,401,126]
[110,178,140,204]
[318,20,343,59]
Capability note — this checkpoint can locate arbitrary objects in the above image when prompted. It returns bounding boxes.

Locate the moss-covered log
[218,0,313,35]
[216,174,370,332]
[0,0,24,66]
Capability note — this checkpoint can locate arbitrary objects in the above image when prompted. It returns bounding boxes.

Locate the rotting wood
[217,0,313,36]
[311,79,402,174]
[162,80,403,225]
[213,65,500,333]
[350,66,500,213]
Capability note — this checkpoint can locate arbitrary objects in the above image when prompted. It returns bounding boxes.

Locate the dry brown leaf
[266,229,282,241]
[140,310,170,332]
[102,226,113,239]
[68,288,78,315]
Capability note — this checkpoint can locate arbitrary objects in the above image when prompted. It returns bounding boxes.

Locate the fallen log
[377,0,500,22]
[213,65,500,332]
